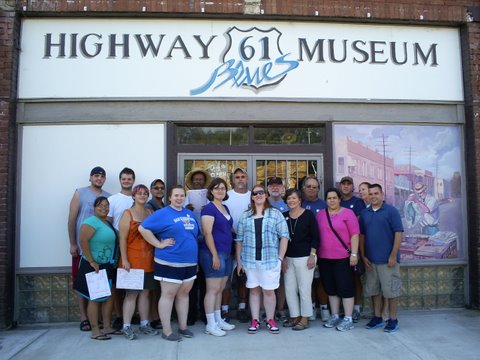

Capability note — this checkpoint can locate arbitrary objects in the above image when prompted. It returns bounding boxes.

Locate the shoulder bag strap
[104,220,119,263]
[325,210,351,256]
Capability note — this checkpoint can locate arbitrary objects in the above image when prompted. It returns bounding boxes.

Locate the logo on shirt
[174,214,196,230]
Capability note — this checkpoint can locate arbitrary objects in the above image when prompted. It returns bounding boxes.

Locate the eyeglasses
[252,190,266,196]
[152,186,165,190]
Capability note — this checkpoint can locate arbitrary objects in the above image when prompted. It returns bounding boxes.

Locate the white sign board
[18,19,463,101]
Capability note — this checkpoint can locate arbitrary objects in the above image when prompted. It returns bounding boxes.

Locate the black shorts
[318,257,355,298]
[154,262,197,284]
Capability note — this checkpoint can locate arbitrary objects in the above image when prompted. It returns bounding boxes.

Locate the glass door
[178,154,324,192]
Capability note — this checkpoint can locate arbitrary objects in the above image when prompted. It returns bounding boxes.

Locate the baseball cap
[267,177,283,186]
[233,167,247,175]
[340,176,353,184]
[90,166,106,176]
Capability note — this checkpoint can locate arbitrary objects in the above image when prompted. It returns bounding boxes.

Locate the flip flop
[80,320,91,332]
[91,334,111,341]
[105,329,123,335]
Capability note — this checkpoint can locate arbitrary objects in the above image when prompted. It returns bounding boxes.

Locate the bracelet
[350,253,357,257]
[278,257,284,261]
[310,252,316,257]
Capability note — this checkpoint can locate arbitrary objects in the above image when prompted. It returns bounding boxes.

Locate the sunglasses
[252,190,266,196]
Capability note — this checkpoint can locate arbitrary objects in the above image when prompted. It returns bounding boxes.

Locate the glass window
[254,126,324,145]
[177,126,248,145]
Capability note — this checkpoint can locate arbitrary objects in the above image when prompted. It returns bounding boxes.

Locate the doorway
[178,154,324,193]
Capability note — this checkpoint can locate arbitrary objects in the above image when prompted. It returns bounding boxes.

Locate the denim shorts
[199,249,232,279]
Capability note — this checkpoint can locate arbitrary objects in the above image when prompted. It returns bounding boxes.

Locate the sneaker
[150,319,163,329]
[320,308,330,322]
[205,324,226,337]
[247,319,260,334]
[237,309,249,323]
[221,310,231,322]
[352,310,361,323]
[112,317,123,331]
[365,316,385,330]
[384,319,399,333]
[309,306,316,321]
[323,316,341,328]
[217,318,235,331]
[276,310,288,323]
[336,318,354,332]
[178,328,194,338]
[122,326,136,340]
[266,319,279,334]
[139,323,159,336]
[161,332,182,342]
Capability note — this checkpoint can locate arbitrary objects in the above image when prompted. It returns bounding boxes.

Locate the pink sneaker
[248,319,260,334]
[266,319,279,334]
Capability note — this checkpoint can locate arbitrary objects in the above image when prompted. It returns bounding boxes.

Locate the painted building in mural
[1,1,479,327]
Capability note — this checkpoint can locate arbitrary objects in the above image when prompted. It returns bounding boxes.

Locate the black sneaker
[112,317,123,331]
[384,319,400,333]
[365,316,384,329]
[237,309,249,323]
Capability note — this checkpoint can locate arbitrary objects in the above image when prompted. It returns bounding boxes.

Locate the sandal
[283,317,301,328]
[91,333,111,340]
[292,317,309,331]
[105,329,123,335]
[80,320,91,332]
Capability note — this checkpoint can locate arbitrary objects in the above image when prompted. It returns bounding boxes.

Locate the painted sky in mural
[334,124,463,263]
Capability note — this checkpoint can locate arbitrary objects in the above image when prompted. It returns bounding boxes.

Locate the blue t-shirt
[270,198,288,212]
[341,196,366,217]
[200,202,234,254]
[302,198,327,215]
[359,202,404,264]
[141,206,199,264]
[81,216,117,264]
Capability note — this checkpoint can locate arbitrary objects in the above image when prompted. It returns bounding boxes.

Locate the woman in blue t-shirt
[199,178,236,337]
[139,185,199,342]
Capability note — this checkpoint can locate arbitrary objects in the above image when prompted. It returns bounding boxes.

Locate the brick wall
[1,1,479,327]
[14,0,477,22]
[464,20,480,309]
[0,7,19,328]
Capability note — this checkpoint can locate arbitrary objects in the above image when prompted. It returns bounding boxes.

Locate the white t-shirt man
[224,190,251,232]
[108,193,134,230]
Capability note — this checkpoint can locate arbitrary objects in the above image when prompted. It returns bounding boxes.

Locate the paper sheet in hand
[86,269,111,300]
[116,268,145,290]
[187,189,208,213]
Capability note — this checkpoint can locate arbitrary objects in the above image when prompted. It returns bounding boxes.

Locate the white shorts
[245,260,281,290]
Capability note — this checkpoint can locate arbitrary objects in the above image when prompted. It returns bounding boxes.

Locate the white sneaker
[321,308,330,322]
[217,318,235,331]
[309,306,316,321]
[205,324,226,337]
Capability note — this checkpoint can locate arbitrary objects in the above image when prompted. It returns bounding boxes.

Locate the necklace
[289,217,298,235]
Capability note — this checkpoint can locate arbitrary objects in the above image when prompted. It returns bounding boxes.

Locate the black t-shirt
[283,209,319,258]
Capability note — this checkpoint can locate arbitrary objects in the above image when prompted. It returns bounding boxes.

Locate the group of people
[68,165,403,343]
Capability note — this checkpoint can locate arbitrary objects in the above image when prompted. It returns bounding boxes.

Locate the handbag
[325,210,365,275]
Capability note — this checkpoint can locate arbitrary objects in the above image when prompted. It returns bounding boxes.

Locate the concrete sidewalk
[1,309,479,360]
